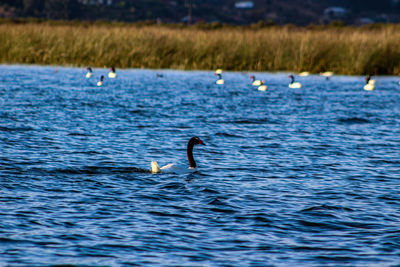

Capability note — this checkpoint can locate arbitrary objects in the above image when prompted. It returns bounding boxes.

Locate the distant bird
[215,69,223,75]
[320,71,333,80]
[97,75,104,87]
[288,75,302,88]
[151,137,206,174]
[86,67,93,78]
[258,80,268,91]
[108,67,117,78]
[156,73,164,78]
[364,75,375,91]
[250,75,262,86]
[215,73,224,85]
[299,71,310,77]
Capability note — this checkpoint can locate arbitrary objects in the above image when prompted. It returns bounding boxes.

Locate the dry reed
[1,22,400,75]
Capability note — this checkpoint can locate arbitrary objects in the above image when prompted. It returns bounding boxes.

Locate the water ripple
[0,66,399,266]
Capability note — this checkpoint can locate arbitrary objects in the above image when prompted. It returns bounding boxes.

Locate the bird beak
[199,140,206,145]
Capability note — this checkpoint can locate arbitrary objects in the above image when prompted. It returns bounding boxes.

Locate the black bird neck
[187,139,196,168]
[290,76,294,83]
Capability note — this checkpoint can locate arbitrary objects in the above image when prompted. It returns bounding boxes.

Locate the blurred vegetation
[1,19,400,75]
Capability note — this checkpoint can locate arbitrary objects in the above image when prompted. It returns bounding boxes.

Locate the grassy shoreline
[2,21,400,75]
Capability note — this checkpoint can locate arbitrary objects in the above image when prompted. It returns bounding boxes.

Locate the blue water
[0,65,399,266]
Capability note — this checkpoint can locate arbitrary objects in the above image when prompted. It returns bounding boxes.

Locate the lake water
[0,65,399,266]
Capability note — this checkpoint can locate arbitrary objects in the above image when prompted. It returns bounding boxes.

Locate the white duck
[289,75,302,88]
[108,67,117,78]
[97,75,104,86]
[250,75,262,86]
[299,71,310,77]
[320,71,334,80]
[258,80,268,91]
[85,67,93,78]
[151,137,206,174]
[364,75,375,91]
[215,69,223,75]
[215,73,224,85]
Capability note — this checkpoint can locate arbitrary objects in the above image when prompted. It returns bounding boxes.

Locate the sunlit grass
[1,22,400,75]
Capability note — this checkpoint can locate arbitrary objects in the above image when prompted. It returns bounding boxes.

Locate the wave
[300,205,354,212]
[48,166,151,175]
[337,117,370,124]
[215,132,243,138]
[0,126,35,132]
[67,132,94,137]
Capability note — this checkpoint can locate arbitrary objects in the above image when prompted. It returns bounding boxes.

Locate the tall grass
[1,22,400,75]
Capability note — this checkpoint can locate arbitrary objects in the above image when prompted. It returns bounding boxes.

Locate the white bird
[108,67,117,78]
[250,75,262,86]
[215,73,224,84]
[289,75,302,88]
[364,75,375,91]
[299,71,310,77]
[258,80,268,91]
[85,67,93,78]
[151,137,206,174]
[320,71,334,80]
[97,75,104,86]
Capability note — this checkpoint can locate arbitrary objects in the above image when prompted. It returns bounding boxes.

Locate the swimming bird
[258,80,268,91]
[288,75,302,88]
[85,67,93,78]
[156,73,164,78]
[320,71,333,80]
[108,67,117,78]
[97,75,104,86]
[299,71,310,77]
[250,75,262,86]
[216,73,224,85]
[151,137,206,174]
[364,75,375,91]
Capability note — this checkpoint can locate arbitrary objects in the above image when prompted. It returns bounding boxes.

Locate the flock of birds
[85,66,377,92]
[85,66,117,86]
[83,66,378,174]
[214,69,377,91]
